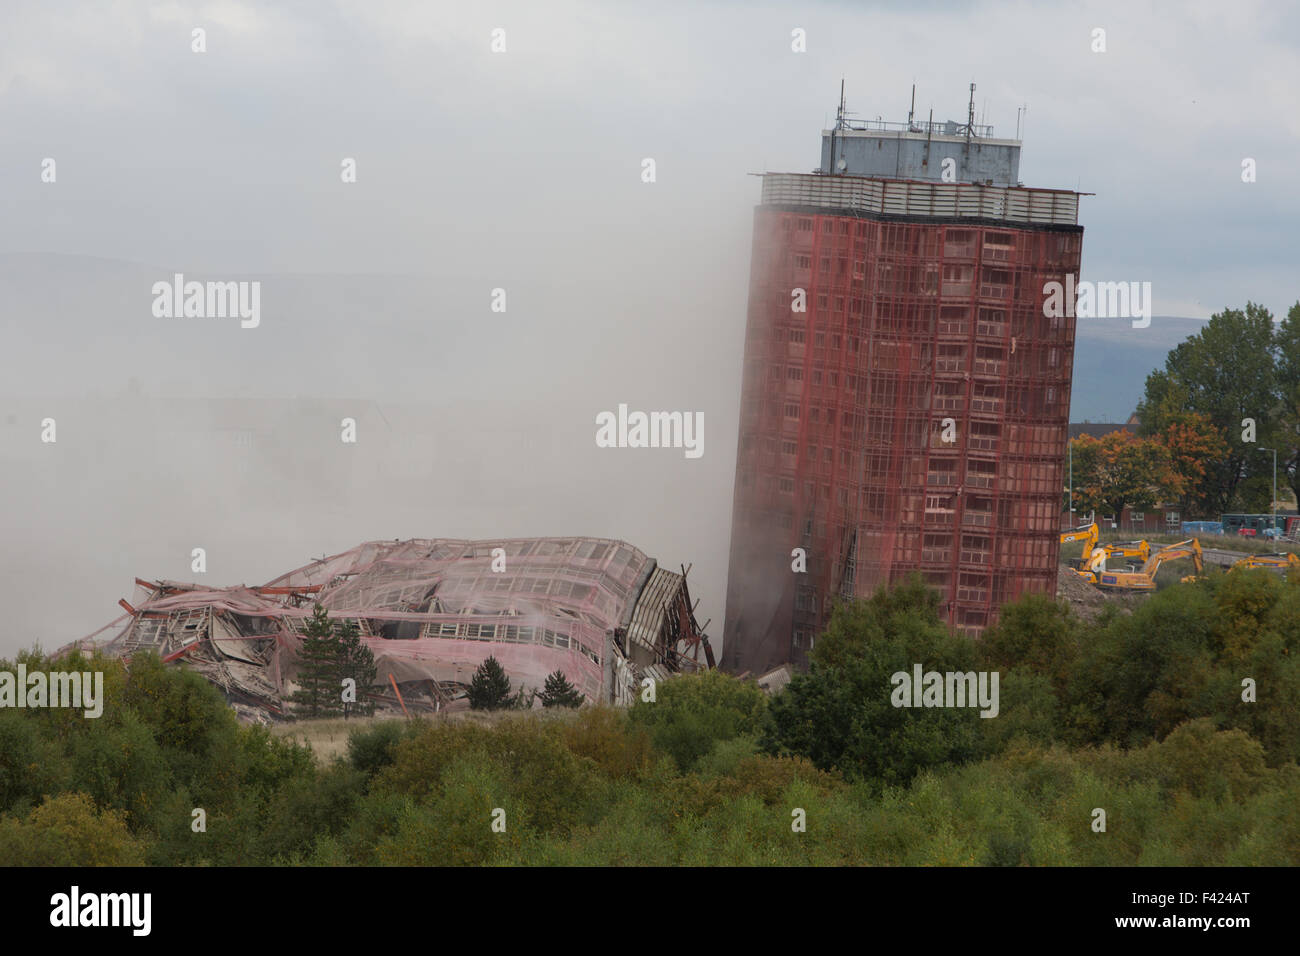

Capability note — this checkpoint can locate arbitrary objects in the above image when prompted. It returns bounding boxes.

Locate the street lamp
[1068,440,1073,517]
[1258,447,1277,537]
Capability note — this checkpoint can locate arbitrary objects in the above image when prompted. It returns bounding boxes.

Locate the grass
[271,707,583,764]
[271,715,390,763]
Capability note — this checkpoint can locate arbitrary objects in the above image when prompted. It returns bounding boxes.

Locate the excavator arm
[1095,538,1202,592]
[1144,538,1202,577]
[1060,522,1098,552]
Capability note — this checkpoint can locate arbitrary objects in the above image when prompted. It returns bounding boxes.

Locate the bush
[561,707,653,779]
[348,720,416,779]
[628,670,767,772]
[762,575,984,786]
[0,792,145,866]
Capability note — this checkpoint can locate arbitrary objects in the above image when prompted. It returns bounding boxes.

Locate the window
[787,366,803,381]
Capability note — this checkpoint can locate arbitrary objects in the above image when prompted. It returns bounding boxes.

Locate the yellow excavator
[1229,552,1300,573]
[1060,522,1151,581]
[1091,538,1204,592]
[1060,521,1098,552]
[1102,539,1151,565]
[1060,523,1100,581]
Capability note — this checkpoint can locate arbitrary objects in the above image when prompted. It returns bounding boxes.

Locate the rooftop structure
[821,83,1023,186]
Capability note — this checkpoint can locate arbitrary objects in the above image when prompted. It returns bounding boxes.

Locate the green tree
[539,670,584,708]
[290,605,345,719]
[1269,301,1300,508]
[1136,303,1279,513]
[337,620,377,718]
[467,656,513,711]
[761,575,984,786]
[0,792,146,866]
[629,669,767,772]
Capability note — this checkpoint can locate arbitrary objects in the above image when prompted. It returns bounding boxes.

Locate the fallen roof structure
[71,537,714,720]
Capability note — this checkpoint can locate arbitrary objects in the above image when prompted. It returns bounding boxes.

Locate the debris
[67,538,713,721]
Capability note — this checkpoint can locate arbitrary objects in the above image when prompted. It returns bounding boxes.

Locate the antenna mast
[966,81,976,144]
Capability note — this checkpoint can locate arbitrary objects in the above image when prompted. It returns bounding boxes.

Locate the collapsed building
[72,537,713,721]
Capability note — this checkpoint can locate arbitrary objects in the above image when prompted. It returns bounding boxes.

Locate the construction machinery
[1093,538,1204,592]
[1102,539,1151,565]
[1229,552,1300,574]
[1060,523,1100,581]
[1060,522,1098,553]
[1060,522,1152,581]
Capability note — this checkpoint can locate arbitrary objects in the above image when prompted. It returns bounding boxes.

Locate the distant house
[1067,422,1134,440]
[1098,505,1181,535]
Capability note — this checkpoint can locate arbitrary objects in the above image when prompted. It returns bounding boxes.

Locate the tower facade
[723,118,1085,674]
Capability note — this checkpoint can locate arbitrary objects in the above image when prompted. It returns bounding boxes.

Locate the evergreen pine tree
[539,670,584,708]
[467,655,512,710]
[290,604,345,719]
[337,620,377,718]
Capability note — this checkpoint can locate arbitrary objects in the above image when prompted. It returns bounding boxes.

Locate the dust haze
[3,1,1298,656]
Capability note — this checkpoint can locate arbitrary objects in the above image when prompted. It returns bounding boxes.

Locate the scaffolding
[73,538,713,717]
[725,187,1083,669]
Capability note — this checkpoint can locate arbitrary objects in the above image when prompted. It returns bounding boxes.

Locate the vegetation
[1,570,1296,865]
[467,656,513,711]
[290,605,376,719]
[1069,418,1224,520]
[539,671,584,709]
[1130,301,1300,515]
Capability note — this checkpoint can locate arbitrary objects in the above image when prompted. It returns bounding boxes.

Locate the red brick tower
[722,109,1085,674]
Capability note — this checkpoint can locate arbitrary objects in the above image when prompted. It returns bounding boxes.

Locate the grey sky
[1,0,1297,655]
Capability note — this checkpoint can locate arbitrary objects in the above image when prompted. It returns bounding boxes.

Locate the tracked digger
[1059,522,1153,582]
[1229,552,1300,573]
[1089,538,1204,592]
[1060,523,1101,582]
[1177,550,1300,584]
